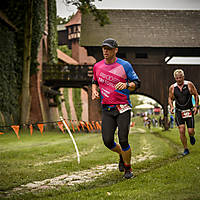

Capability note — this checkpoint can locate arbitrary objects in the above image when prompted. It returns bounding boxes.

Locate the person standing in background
[170,114,174,128]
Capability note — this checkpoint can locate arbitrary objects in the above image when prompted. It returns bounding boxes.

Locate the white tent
[134,104,154,109]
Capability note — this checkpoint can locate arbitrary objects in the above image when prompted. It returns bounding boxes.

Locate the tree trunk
[20,0,33,125]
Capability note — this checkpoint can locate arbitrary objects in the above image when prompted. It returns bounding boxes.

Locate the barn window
[117,53,126,59]
[136,53,148,59]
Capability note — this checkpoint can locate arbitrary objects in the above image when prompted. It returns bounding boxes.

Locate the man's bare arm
[128,82,136,92]
[115,79,141,91]
[189,82,199,115]
[92,84,100,100]
[168,85,175,114]
[115,81,136,91]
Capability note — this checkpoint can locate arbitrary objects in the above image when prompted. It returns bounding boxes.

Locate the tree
[20,0,109,125]
[56,13,76,25]
[56,15,68,24]
[130,95,144,110]
[20,0,33,124]
[58,45,72,56]
[64,0,110,26]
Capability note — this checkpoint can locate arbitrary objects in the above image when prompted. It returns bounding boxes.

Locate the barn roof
[80,9,200,48]
[57,49,79,65]
[65,10,81,27]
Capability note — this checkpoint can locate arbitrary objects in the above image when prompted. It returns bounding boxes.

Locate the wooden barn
[80,9,200,127]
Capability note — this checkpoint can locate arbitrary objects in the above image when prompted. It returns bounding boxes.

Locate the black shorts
[102,108,131,150]
[175,109,195,128]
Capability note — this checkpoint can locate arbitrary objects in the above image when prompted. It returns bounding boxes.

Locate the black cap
[102,38,118,48]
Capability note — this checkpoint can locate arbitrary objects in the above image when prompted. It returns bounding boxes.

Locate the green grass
[0,116,200,200]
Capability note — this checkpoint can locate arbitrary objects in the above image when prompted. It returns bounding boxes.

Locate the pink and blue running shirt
[93,58,139,106]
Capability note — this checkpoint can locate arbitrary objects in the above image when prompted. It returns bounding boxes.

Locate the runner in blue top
[92,38,141,179]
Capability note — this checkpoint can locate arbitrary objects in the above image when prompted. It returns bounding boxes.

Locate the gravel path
[10,138,155,195]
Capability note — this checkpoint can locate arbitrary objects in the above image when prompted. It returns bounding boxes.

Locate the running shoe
[123,164,134,179]
[182,148,190,156]
[118,155,125,172]
[124,169,134,179]
[190,136,196,145]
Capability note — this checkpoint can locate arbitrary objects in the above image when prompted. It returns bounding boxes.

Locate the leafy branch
[64,0,110,26]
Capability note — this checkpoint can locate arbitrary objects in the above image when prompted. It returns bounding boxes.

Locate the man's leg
[117,111,133,178]
[121,147,131,165]
[111,143,122,154]
[102,110,125,172]
[188,128,195,136]
[179,124,187,149]
[188,128,196,145]
[111,144,125,172]
[178,124,189,155]
[187,116,196,145]
[117,111,131,164]
[176,111,189,155]
[102,110,124,153]
[102,110,117,149]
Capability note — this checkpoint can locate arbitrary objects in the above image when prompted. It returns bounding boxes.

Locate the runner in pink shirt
[92,38,140,179]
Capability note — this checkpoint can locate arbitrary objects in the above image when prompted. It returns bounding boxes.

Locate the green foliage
[48,0,58,64]
[2,1,26,29]
[0,0,46,125]
[0,0,108,126]
[54,94,62,115]
[31,0,45,74]
[0,26,21,124]
[130,94,144,111]
[64,0,110,26]
[67,13,75,22]
[56,15,68,25]
[0,0,26,124]
[72,88,82,121]
[63,88,71,119]
[58,45,72,57]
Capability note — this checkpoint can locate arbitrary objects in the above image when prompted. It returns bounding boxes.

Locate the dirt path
[9,138,155,196]
[5,128,181,198]
[34,145,98,166]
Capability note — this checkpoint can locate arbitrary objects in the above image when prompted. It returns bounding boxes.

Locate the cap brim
[102,43,115,48]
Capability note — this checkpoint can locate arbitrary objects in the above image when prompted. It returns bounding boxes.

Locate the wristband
[126,82,129,89]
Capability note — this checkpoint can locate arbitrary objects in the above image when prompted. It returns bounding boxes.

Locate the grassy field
[0,115,200,200]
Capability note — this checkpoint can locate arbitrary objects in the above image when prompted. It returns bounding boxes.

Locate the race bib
[181,109,192,118]
[116,104,132,114]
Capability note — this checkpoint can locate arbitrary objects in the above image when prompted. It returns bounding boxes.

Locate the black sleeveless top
[174,80,193,110]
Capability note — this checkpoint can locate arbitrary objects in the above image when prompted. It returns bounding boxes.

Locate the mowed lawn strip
[0,115,199,199]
